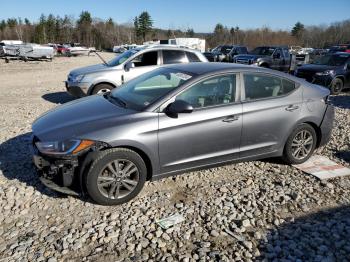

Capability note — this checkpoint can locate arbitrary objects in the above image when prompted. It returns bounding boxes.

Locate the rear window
[244,74,296,100]
[186,52,201,62]
[163,50,187,64]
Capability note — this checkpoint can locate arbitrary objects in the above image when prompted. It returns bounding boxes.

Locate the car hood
[297,64,337,72]
[234,54,265,60]
[69,63,114,76]
[32,95,136,141]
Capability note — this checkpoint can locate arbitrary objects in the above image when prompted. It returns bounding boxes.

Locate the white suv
[65,45,208,97]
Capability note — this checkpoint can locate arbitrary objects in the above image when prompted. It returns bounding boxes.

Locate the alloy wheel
[97,88,111,95]
[291,130,314,160]
[97,159,139,199]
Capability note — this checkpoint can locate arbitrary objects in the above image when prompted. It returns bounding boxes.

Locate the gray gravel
[0,56,349,261]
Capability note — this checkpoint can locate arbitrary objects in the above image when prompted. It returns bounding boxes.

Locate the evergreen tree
[291,21,305,37]
[137,11,153,42]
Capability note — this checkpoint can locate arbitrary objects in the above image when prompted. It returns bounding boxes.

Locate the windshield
[107,49,140,67]
[110,68,194,110]
[313,54,349,66]
[250,47,276,56]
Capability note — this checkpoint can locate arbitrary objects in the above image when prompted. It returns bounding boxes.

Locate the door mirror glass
[166,100,193,117]
[124,61,135,72]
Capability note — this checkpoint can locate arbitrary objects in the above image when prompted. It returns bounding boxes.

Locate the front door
[123,50,160,83]
[158,74,242,174]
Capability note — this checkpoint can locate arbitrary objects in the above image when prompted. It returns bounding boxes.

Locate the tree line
[0,11,349,50]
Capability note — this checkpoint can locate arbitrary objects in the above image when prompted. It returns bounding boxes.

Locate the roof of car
[165,62,301,81]
[165,62,264,74]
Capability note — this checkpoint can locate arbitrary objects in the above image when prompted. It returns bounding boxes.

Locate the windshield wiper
[104,93,127,108]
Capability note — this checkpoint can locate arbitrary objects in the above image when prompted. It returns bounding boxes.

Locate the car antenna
[91,50,108,66]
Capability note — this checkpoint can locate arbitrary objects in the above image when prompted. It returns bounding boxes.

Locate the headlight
[35,139,94,155]
[315,70,335,76]
[72,74,85,83]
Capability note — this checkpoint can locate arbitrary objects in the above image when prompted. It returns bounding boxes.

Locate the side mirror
[165,100,193,118]
[124,61,135,72]
[273,53,281,59]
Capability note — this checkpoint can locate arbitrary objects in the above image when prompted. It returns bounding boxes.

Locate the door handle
[285,105,299,112]
[222,115,239,122]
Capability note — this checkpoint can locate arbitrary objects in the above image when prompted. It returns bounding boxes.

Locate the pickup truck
[233,46,291,72]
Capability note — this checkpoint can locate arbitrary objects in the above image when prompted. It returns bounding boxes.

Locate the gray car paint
[33,63,332,180]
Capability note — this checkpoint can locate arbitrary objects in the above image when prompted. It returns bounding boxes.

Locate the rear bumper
[319,105,335,147]
[65,81,89,98]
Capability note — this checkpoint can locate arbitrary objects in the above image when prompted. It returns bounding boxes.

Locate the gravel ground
[0,55,349,261]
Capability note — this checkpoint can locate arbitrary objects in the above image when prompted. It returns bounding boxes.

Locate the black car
[233,46,291,72]
[203,45,247,62]
[295,52,350,94]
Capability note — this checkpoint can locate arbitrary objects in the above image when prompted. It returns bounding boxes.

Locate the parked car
[203,45,247,62]
[65,45,208,97]
[233,46,291,72]
[226,46,249,62]
[32,63,334,205]
[294,52,350,94]
[56,44,69,55]
[328,44,350,54]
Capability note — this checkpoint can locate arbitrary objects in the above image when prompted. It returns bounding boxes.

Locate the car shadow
[334,150,350,164]
[329,92,350,109]
[42,92,75,104]
[0,132,64,198]
[258,205,350,260]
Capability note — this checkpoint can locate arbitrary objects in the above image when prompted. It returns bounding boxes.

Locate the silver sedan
[32,63,334,205]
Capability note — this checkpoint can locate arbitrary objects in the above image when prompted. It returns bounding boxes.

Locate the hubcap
[97,159,139,199]
[97,88,111,95]
[291,130,314,160]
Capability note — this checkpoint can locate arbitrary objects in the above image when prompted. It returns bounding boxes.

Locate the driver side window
[131,51,158,67]
[176,74,236,109]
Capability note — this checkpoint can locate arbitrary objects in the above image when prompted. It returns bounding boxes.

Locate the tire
[260,63,269,68]
[330,78,343,95]
[282,123,317,164]
[85,148,147,205]
[92,84,114,95]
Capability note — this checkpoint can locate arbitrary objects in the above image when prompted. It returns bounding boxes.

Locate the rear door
[161,50,188,65]
[240,73,302,158]
[158,73,242,174]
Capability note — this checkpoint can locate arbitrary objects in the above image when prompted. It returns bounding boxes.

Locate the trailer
[1,43,55,62]
[160,38,206,52]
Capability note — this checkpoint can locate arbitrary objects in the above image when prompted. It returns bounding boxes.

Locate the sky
[1,0,350,32]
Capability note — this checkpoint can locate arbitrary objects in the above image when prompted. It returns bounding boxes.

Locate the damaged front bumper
[32,145,81,196]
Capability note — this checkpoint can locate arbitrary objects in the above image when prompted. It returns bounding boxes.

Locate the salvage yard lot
[0,55,350,261]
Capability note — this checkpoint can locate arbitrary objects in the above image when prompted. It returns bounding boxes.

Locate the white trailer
[161,38,206,52]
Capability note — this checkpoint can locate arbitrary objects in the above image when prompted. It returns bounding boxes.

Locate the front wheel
[330,78,343,95]
[92,84,114,95]
[85,148,147,205]
[282,124,317,164]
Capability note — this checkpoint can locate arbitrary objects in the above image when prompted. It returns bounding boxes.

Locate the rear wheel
[282,124,317,164]
[92,84,114,95]
[85,148,147,205]
[330,78,343,95]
